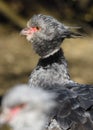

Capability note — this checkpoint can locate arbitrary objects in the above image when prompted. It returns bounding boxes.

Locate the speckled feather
[45,84,93,130]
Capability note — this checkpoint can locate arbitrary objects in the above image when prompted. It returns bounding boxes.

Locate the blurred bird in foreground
[0,84,55,130]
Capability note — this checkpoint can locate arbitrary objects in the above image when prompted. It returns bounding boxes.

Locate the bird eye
[10,103,26,109]
[19,103,26,108]
[36,26,40,30]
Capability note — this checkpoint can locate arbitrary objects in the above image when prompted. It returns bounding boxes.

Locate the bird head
[21,14,81,58]
[0,84,56,130]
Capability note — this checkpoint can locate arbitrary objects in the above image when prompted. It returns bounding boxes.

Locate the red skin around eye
[21,27,40,35]
[28,27,39,34]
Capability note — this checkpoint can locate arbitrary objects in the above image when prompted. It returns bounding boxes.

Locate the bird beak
[0,107,20,126]
[20,27,31,35]
[0,112,9,126]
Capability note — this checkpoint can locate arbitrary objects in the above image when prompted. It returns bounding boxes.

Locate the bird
[1,84,93,130]
[20,14,81,88]
[0,84,55,130]
[21,14,93,130]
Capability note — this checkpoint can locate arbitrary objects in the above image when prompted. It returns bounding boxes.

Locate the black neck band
[37,48,65,67]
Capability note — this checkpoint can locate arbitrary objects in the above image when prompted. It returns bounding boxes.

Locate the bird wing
[71,85,93,120]
[46,84,93,130]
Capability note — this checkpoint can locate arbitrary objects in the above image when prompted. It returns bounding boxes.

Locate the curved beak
[20,27,30,36]
[0,107,21,126]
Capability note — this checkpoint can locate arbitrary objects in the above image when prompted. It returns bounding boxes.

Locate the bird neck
[42,48,60,58]
[38,48,68,68]
[29,48,78,88]
[37,48,73,84]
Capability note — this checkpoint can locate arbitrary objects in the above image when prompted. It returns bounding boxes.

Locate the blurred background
[0,0,93,96]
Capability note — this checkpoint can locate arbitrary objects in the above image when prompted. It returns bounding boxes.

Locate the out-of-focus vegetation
[1,0,93,31]
[0,0,93,95]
